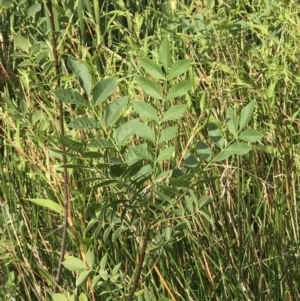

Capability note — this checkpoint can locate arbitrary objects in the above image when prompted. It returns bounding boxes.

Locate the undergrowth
[0,0,300,300]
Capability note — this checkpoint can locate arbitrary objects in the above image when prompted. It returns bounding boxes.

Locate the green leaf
[79,293,88,301]
[68,117,101,129]
[199,196,213,209]
[3,94,17,111]
[226,107,238,136]
[24,198,63,215]
[126,143,148,165]
[132,101,159,122]
[11,52,29,58]
[162,104,187,122]
[13,34,30,53]
[62,256,87,272]
[144,289,156,301]
[158,126,178,143]
[48,148,74,159]
[158,298,172,301]
[159,36,171,71]
[115,119,139,145]
[88,139,114,149]
[184,154,198,169]
[76,270,91,287]
[67,58,91,95]
[136,76,162,99]
[20,99,28,115]
[99,269,109,280]
[93,77,118,106]
[94,163,111,169]
[112,227,123,242]
[80,239,92,248]
[174,222,188,230]
[167,59,191,80]
[29,44,41,57]
[219,63,234,74]
[267,81,275,99]
[27,3,41,18]
[134,164,153,182]
[213,142,252,162]
[59,164,92,169]
[157,182,180,196]
[164,226,172,240]
[18,60,33,68]
[82,152,102,158]
[112,262,122,276]
[155,190,172,204]
[0,0,14,9]
[169,177,190,188]
[32,110,43,124]
[133,122,155,142]
[92,274,102,289]
[60,136,84,153]
[239,100,256,130]
[212,150,232,162]
[196,141,212,161]
[100,253,108,270]
[238,129,264,142]
[226,142,252,155]
[166,81,192,100]
[54,89,89,107]
[69,294,76,301]
[254,145,275,154]
[104,96,128,126]
[207,123,224,149]
[51,293,69,301]
[122,160,144,179]
[36,51,48,63]
[139,57,165,80]
[92,179,120,188]
[157,146,174,162]
[85,248,95,269]
[132,145,153,161]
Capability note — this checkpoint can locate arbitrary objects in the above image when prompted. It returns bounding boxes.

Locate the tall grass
[0,0,300,300]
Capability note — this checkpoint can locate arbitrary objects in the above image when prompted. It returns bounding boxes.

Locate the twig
[46,0,70,292]
[126,223,150,301]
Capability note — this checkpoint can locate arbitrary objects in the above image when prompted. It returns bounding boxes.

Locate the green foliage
[24,198,64,215]
[1,0,300,301]
[45,39,263,300]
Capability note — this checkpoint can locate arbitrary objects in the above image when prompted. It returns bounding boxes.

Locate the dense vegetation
[0,0,300,300]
